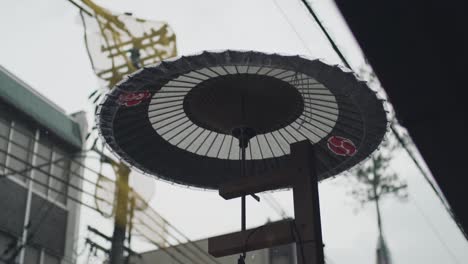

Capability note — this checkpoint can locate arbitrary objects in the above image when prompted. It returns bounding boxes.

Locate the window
[33,137,53,195]
[43,251,60,264]
[24,246,41,264]
[0,232,17,262]
[0,116,11,173]
[50,148,70,205]
[8,121,35,182]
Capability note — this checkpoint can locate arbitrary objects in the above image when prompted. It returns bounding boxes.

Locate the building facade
[0,66,87,264]
[131,239,296,264]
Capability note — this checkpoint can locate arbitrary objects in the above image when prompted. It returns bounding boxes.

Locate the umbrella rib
[269,69,290,78]
[291,78,321,84]
[219,65,230,75]
[302,99,339,111]
[278,72,298,81]
[300,95,339,104]
[263,134,276,158]
[193,69,212,78]
[153,90,189,94]
[170,78,200,85]
[270,131,287,156]
[303,107,363,133]
[159,118,191,137]
[255,65,263,74]
[204,133,219,156]
[255,136,265,160]
[216,134,227,158]
[159,84,196,89]
[263,67,276,76]
[287,123,341,162]
[148,107,184,119]
[180,74,205,82]
[150,94,185,101]
[147,104,183,115]
[174,124,199,147]
[306,105,360,122]
[195,130,213,155]
[293,118,324,139]
[205,67,222,77]
[300,91,346,98]
[227,136,234,160]
[149,111,185,126]
[166,122,196,143]
[278,127,297,143]
[185,128,207,151]
[303,106,365,135]
[148,98,184,107]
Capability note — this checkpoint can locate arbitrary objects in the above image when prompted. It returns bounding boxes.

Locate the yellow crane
[67,1,178,263]
[77,0,177,88]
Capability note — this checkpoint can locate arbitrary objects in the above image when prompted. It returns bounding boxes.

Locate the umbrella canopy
[98,50,387,189]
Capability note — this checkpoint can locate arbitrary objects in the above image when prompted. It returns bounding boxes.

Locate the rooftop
[0,65,84,149]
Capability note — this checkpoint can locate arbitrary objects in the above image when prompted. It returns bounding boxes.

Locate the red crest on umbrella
[118,91,151,107]
[327,136,357,156]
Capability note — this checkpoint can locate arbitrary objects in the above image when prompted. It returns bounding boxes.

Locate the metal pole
[109,163,130,264]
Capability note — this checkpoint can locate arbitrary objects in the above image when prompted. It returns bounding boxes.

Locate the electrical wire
[66,0,93,16]
[391,126,467,239]
[0,125,214,264]
[1,156,85,263]
[271,0,314,56]
[134,205,221,264]
[272,0,467,242]
[0,128,110,184]
[1,159,197,264]
[1,148,214,264]
[261,193,289,219]
[1,151,215,264]
[1,151,110,204]
[410,197,462,264]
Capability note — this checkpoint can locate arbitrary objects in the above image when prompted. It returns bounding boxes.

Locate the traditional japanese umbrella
[97,50,387,263]
[98,50,386,188]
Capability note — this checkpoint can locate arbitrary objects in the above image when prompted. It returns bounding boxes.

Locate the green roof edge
[0,66,83,149]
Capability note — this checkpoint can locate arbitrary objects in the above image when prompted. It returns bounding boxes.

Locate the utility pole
[92,146,132,264]
[109,162,130,264]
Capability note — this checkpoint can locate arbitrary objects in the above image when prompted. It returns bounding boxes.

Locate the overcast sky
[1,0,468,264]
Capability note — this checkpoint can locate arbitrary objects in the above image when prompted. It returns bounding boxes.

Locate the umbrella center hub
[183,74,304,135]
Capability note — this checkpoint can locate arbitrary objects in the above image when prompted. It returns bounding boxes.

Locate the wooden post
[212,140,324,264]
[290,141,324,264]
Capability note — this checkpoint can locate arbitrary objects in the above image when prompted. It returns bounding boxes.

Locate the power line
[1,150,217,264]
[391,126,467,239]
[292,0,466,240]
[2,157,86,263]
[271,0,314,55]
[0,129,109,184]
[1,117,224,264]
[134,200,222,264]
[65,0,93,16]
[1,137,216,264]
[261,193,289,219]
[1,151,110,204]
[410,197,462,264]
[299,0,352,68]
[0,162,103,212]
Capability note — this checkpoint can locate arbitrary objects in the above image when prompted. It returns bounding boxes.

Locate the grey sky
[1,0,467,263]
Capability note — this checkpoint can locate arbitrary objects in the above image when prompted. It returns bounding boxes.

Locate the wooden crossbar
[208,220,295,257]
